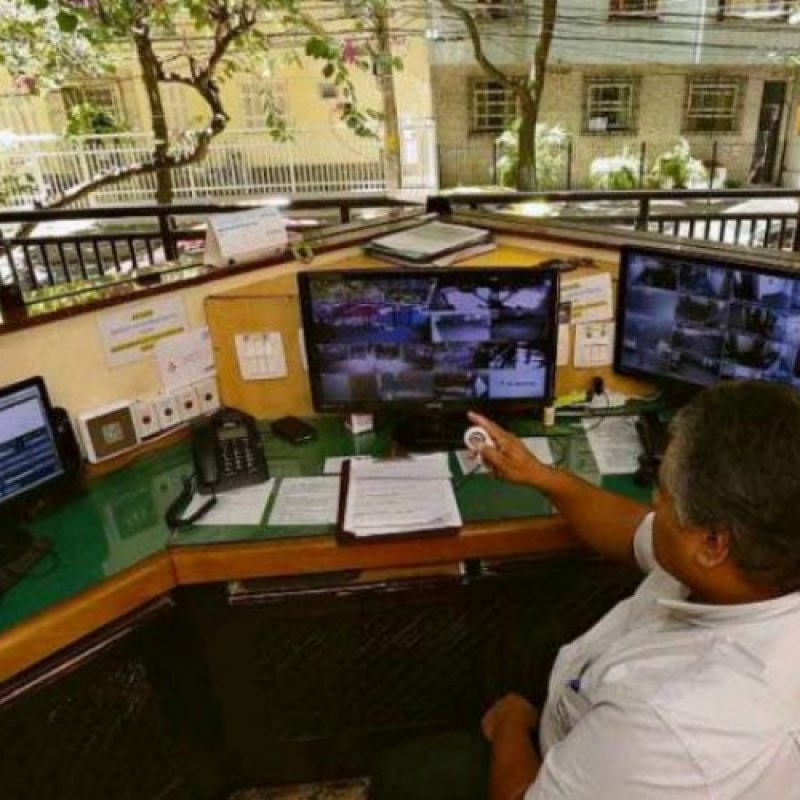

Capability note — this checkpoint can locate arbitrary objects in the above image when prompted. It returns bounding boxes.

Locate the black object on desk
[634,410,670,487]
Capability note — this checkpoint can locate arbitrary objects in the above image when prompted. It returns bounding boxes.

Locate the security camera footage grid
[620,251,800,388]
[303,272,557,408]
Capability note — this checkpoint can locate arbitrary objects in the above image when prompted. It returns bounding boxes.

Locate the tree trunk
[133,27,173,206]
[516,97,537,191]
[374,5,402,192]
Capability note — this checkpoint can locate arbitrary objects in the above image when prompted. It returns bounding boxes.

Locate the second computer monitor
[298,267,559,414]
[616,245,800,390]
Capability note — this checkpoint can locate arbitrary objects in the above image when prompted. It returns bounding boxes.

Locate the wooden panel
[171,517,580,585]
[0,554,175,684]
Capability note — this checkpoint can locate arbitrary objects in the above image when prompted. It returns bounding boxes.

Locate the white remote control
[464,425,496,452]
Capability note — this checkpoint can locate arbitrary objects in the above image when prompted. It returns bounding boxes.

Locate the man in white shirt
[371,380,800,800]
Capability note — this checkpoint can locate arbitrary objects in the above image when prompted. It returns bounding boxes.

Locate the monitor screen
[615,246,800,389]
[299,267,559,412]
[0,377,65,507]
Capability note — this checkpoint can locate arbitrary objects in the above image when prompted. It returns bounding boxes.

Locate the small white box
[195,378,220,414]
[77,401,140,463]
[154,395,181,430]
[176,387,202,422]
[132,401,160,439]
[345,413,374,435]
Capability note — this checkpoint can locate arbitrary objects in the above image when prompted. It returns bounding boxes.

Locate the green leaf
[56,10,78,33]
[29,0,48,9]
[322,63,335,79]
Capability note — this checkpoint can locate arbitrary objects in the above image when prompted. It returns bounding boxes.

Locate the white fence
[0,120,438,208]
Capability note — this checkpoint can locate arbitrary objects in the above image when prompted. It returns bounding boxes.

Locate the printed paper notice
[155,326,215,392]
[560,273,614,324]
[183,481,274,526]
[582,417,642,475]
[574,322,614,368]
[269,477,340,526]
[98,297,188,367]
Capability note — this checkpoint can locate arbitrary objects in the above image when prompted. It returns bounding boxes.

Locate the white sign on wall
[205,207,288,268]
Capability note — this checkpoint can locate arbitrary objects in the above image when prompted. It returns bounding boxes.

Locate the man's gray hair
[660,380,800,593]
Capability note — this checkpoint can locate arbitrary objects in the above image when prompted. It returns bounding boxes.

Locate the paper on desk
[344,477,461,538]
[183,480,274,526]
[349,453,451,480]
[574,322,614,368]
[560,273,614,324]
[269,477,340,526]
[582,417,642,475]
[455,437,554,475]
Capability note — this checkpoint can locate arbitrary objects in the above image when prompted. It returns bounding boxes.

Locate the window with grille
[609,0,660,18]
[475,0,525,21]
[719,0,800,19]
[241,80,289,130]
[161,84,189,133]
[684,79,743,133]
[62,84,125,121]
[471,81,518,132]
[585,79,637,133]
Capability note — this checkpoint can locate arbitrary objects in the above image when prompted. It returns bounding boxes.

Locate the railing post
[492,139,498,186]
[792,207,800,252]
[709,140,719,193]
[566,138,574,191]
[636,196,651,231]
[159,209,178,262]
[639,141,647,189]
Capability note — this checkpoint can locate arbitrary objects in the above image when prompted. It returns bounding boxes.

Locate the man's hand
[468,412,555,490]
[482,693,540,743]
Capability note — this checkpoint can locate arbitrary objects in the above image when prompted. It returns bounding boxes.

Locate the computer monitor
[0,376,65,571]
[615,245,800,394]
[298,267,559,446]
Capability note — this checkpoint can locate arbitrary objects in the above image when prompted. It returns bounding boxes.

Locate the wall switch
[176,386,202,422]
[195,377,220,414]
[132,401,160,439]
[154,395,181,430]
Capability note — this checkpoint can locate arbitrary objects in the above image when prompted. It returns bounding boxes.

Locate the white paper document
[344,477,461,538]
[455,437,554,475]
[269,477,340,526]
[557,323,571,366]
[183,480,274,526]
[574,322,614,368]
[370,222,488,257]
[582,417,642,475]
[155,326,215,392]
[235,331,287,381]
[349,453,451,480]
[560,273,614,324]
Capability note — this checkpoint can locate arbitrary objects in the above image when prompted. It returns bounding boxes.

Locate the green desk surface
[0,416,651,637]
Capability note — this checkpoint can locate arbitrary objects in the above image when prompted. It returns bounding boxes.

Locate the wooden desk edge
[0,517,579,685]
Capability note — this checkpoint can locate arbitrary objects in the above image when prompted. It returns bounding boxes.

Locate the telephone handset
[192,407,269,494]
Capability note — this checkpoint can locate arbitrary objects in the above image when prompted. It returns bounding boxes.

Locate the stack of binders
[363,221,495,267]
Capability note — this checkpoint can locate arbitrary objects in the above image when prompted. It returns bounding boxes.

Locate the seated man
[371,380,800,800]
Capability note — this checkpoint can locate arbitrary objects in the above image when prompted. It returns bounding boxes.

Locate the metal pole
[636,196,651,231]
[639,141,647,188]
[159,209,178,262]
[709,140,719,193]
[566,138,574,191]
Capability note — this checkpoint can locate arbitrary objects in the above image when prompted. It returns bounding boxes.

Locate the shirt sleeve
[524,697,702,800]
[633,512,657,574]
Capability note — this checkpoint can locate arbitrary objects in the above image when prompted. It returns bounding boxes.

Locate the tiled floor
[231,778,369,800]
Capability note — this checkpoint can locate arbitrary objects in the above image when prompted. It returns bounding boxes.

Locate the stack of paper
[364,222,494,267]
[341,454,462,539]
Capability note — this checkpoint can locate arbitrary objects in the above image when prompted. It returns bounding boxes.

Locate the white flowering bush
[496,121,569,189]
[651,139,707,189]
[589,150,641,190]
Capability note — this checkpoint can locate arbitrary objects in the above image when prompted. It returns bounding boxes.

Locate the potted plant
[651,138,706,189]
[589,150,641,190]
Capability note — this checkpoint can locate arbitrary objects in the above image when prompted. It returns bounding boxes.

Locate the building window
[475,0,525,21]
[471,80,518,132]
[684,78,744,133]
[62,84,125,122]
[718,0,800,19]
[609,0,660,18]
[241,79,288,130]
[584,79,638,133]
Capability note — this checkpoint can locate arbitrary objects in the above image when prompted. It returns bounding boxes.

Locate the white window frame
[471,80,518,133]
[161,83,190,133]
[719,0,799,20]
[240,79,289,131]
[609,0,660,18]
[62,83,125,122]
[585,79,637,133]
[684,78,743,133]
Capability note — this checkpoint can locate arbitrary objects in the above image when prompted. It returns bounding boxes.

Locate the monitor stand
[0,526,51,594]
[391,412,469,453]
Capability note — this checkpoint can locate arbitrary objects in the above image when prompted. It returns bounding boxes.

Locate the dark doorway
[750,81,787,184]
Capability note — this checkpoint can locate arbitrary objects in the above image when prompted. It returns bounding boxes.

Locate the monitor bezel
[614,244,800,391]
[298,266,560,415]
[0,375,67,512]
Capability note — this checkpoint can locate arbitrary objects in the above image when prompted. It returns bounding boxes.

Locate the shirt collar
[658,591,800,625]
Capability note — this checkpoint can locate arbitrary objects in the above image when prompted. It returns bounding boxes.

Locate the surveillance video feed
[620,251,800,387]
[304,272,556,407]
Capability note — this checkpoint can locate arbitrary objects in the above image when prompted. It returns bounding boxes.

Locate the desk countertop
[0,416,649,683]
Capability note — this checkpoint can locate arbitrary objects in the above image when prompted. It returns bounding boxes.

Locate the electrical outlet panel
[195,377,220,414]
[154,395,181,430]
[132,401,160,439]
[176,386,202,422]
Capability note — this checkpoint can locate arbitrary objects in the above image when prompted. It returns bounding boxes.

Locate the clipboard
[336,460,462,545]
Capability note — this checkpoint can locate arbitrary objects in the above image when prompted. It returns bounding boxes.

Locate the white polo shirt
[528,513,800,800]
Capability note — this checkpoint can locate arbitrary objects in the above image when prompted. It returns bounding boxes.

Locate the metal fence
[438,136,764,191]
[0,120,439,209]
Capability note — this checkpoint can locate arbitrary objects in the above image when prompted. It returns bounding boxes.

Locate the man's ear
[695,527,731,569]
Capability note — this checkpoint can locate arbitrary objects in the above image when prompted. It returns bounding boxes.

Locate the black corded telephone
[165,407,269,530]
[192,407,269,494]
